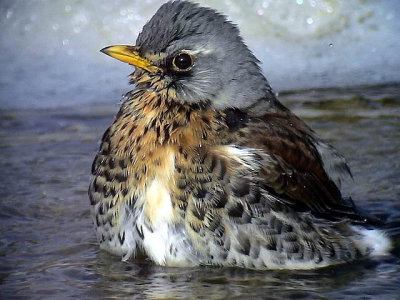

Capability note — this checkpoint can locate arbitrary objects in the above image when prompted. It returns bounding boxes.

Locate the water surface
[1,84,399,299]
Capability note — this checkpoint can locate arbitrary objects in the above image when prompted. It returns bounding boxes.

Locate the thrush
[89,0,391,269]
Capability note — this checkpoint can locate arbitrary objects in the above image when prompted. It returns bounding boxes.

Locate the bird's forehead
[135,1,228,54]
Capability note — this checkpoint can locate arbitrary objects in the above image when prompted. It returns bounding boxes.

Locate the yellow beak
[100,45,161,73]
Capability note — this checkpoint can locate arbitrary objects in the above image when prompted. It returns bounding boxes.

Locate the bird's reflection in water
[91,251,394,299]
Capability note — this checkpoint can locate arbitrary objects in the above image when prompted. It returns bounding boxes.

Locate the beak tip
[100,47,109,55]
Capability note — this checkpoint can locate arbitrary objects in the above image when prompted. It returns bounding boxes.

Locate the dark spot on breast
[163,128,170,143]
[207,214,222,232]
[185,110,192,122]
[283,233,298,243]
[128,125,137,136]
[118,231,125,245]
[153,97,162,108]
[201,115,209,123]
[189,222,201,233]
[224,108,248,131]
[265,237,277,251]
[110,187,117,198]
[236,236,251,256]
[108,201,115,210]
[119,159,127,169]
[98,204,105,215]
[201,131,208,140]
[104,170,112,182]
[91,156,100,175]
[248,188,261,204]
[122,188,129,197]
[198,175,212,184]
[177,179,187,190]
[103,185,110,198]
[232,181,250,197]
[136,225,144,240]
[282,224,293,233]
[120,123,128,131]
[155,126,161,139]
[106,215,113,226]
[208,155,217,172]
[192,205,206,221]
[179,203,187,211]
[115,172,128,183]
[171,121,180,132]
[101,127,111,142]
[93,178,101,193]
[228,202,244,218]
[194,188,207,199]
[108,158,115,169]
[212,191,228,209]
[118,135,125,144]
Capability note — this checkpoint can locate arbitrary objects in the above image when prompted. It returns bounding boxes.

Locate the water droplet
[306,17,314,25]
[329,43,333,47]
[52,23,59,31]
[6,10,13,19]
[257,9,264,16]
[296,0,303,5]
[62,39,69,46]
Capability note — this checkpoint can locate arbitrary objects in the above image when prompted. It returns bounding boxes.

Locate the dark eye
[172,52,194,71]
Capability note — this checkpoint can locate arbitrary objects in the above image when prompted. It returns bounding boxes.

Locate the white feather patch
[352,226,392,256]
[224,145,265,171]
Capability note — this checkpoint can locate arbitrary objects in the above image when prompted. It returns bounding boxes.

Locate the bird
[89,0,391,269]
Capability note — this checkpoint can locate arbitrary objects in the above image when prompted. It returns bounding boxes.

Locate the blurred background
[0,0,399,109]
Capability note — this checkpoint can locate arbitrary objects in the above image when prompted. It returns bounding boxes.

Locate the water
[1,84,400,299]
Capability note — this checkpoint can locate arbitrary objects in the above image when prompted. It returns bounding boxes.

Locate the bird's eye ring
[172,52,194,71]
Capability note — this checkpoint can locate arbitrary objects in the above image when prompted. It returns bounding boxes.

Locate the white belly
[99,152,200,266]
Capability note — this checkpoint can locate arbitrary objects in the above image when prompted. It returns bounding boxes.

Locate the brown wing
[224,105,368,222]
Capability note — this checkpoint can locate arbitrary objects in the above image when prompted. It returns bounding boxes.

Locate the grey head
[135,0,276,110]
